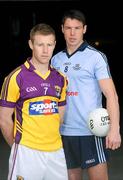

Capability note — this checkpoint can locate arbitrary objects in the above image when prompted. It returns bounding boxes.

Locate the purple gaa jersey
[0,60,67,151]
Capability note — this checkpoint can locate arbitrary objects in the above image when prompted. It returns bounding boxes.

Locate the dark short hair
[30,23,56,42]
[62,9,86,26]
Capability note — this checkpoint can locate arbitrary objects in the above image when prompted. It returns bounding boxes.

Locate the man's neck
[67,40,84,55]
[31,59,49,75]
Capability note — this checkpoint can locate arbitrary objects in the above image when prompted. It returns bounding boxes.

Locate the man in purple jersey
[0,23,68,180]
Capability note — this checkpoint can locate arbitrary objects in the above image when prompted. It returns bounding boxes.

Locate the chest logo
[29,100,58,115]
[73,64,81,70]
[26,86,37,92]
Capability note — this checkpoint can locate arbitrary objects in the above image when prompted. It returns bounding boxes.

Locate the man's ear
[61,25,64,34]
[83,25,87,34]
[28,39,33,50]
[54,40,56,46]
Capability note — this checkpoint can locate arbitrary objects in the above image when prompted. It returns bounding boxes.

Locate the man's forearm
[1,121,14,147]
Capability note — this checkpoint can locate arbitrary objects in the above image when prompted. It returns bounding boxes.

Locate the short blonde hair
[30,23,56,43]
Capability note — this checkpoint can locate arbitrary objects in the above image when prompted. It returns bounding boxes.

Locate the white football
[88,108,110,137]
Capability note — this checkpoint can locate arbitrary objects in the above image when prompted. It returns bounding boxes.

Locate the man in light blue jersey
[51,9,121,180]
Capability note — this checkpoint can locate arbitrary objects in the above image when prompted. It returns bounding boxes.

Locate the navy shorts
[62,135,110,169]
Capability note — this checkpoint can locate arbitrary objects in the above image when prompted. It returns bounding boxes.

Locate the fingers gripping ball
[88,108,110,137]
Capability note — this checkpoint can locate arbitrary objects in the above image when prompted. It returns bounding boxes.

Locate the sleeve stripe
[1,76,10,100]
[1,66,21,100]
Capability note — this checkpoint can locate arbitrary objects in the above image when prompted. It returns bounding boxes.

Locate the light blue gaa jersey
[51,41,111,136]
